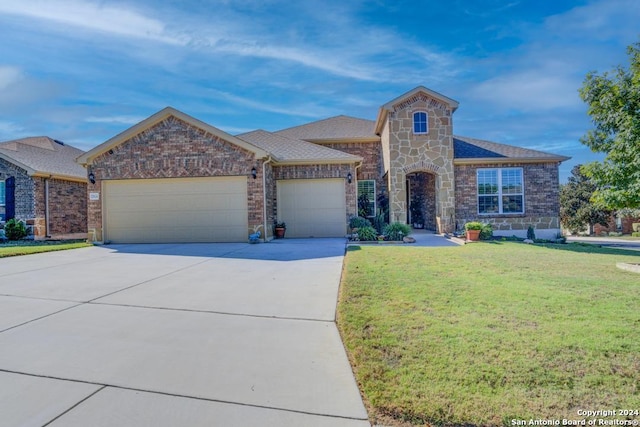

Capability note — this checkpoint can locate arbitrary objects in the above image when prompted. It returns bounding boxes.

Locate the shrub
[480,223,493,240]
[5,218,27,240]
[356,225,378,241]
[349,216,372,230]
[632,232,640,237]
[372,212,387,235]
[527,225,536,240]
[464,221,484,231]
[384,222,412,241]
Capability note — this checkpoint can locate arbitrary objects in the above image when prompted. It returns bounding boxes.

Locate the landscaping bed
[337,241,640,426]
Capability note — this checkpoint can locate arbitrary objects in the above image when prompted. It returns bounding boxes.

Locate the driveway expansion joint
[88,301,336,323]
[41,385,107,427]
[0,369,369,423]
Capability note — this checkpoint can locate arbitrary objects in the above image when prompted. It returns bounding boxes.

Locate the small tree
[560,165,611,234]
[579,41,640,210]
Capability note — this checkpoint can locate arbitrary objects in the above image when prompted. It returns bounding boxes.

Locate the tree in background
[578,41,640,209]
[560,165,611,234]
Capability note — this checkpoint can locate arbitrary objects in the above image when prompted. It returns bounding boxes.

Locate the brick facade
[0,158,35,222]
[34,178,87,236]
[0,158,86,238]
[455,162,562,238]
[593,216,640,235]
[321,141,387,195]
[87,116,263,241]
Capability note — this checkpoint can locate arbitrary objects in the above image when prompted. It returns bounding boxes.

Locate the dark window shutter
[5,177,15,220]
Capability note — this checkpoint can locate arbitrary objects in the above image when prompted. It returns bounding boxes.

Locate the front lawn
[0,240,91,257]
[337,242,640,426]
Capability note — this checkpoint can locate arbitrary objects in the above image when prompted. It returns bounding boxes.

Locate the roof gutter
[453,156,571,165]
[271,157,363,166]
[31,172,88,183]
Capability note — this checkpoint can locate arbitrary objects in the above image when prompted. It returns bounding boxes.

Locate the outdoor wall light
[347,172,353,184]
[251,167,257,179]
[88,172,96,184]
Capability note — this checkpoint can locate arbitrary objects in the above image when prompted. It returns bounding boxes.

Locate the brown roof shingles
[237,130,362,163]
[275,115,377,141]
[0,136,87,180]
[453,135,570,162]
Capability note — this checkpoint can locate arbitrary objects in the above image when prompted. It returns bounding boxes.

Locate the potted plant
[464,221,484,241]
[274,221,286,239]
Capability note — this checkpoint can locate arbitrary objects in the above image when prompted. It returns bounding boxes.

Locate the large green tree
[560,165,611,234]
[579,41,640,209]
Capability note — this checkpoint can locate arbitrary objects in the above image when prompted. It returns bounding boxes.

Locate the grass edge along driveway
[337,242,640,427]
[0,240,91,258]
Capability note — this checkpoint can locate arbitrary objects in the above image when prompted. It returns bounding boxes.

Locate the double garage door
[103,177,347,243]
[104,177,247,243]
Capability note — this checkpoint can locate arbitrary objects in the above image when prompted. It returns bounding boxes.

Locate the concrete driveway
[0,239,369,426]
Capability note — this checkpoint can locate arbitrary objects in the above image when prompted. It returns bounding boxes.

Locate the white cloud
[85,115,145,125]
[0,66,23,90]
[471,71,582,111]
[0,120,24,139]
[0,0,186,45]
[206,89,331,119]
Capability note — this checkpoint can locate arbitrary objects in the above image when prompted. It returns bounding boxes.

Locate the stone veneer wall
[0,158,35,222]
[385,93,455,232]
[33,178,87,237]
[455,162,562,238]
[272,163,357,225]
[87,116,263,241]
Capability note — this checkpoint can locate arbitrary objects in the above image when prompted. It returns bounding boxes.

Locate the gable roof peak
[375,86,459,134]
[77,106,269,165]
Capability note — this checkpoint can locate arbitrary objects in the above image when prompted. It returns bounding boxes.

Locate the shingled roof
[0,137,87,181]
[453,136,570,163]
[275,115,377,142]
[237,130,362,164]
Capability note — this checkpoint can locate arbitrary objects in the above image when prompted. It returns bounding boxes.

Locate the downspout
[262,156,273,242]
[354,161,362,215]
[44,177,50,238]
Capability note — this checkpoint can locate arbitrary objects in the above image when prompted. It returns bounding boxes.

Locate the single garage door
[276,179,346,238]
[104,176,247,243]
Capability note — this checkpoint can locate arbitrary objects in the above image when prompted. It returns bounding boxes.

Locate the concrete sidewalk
[0,240,370,426]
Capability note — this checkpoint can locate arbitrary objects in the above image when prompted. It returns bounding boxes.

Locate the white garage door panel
[277,179,346,238]
[105,177,247,243]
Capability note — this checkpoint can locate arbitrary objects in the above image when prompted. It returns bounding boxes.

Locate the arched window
[413,111,428,134]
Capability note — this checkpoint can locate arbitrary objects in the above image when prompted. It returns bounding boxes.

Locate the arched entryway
[406,171,437,231]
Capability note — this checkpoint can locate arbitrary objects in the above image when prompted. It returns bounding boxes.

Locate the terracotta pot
[466,229,481,241]
[275,227,286,239]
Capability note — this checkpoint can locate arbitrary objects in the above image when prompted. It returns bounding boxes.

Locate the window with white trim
[0,180,5,206]
[357,180,376,217]
[477,168,523,214]
[413,111,428,134]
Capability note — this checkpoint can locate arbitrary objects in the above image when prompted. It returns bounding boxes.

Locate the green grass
[337,242,640,426]
[0,240,91,257]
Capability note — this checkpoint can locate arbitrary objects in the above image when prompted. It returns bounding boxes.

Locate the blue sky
[0,0,638,181]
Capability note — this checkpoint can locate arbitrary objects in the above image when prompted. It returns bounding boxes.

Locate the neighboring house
[593,214,640,235]
[0,137,87,238]
[77,86,569,244]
